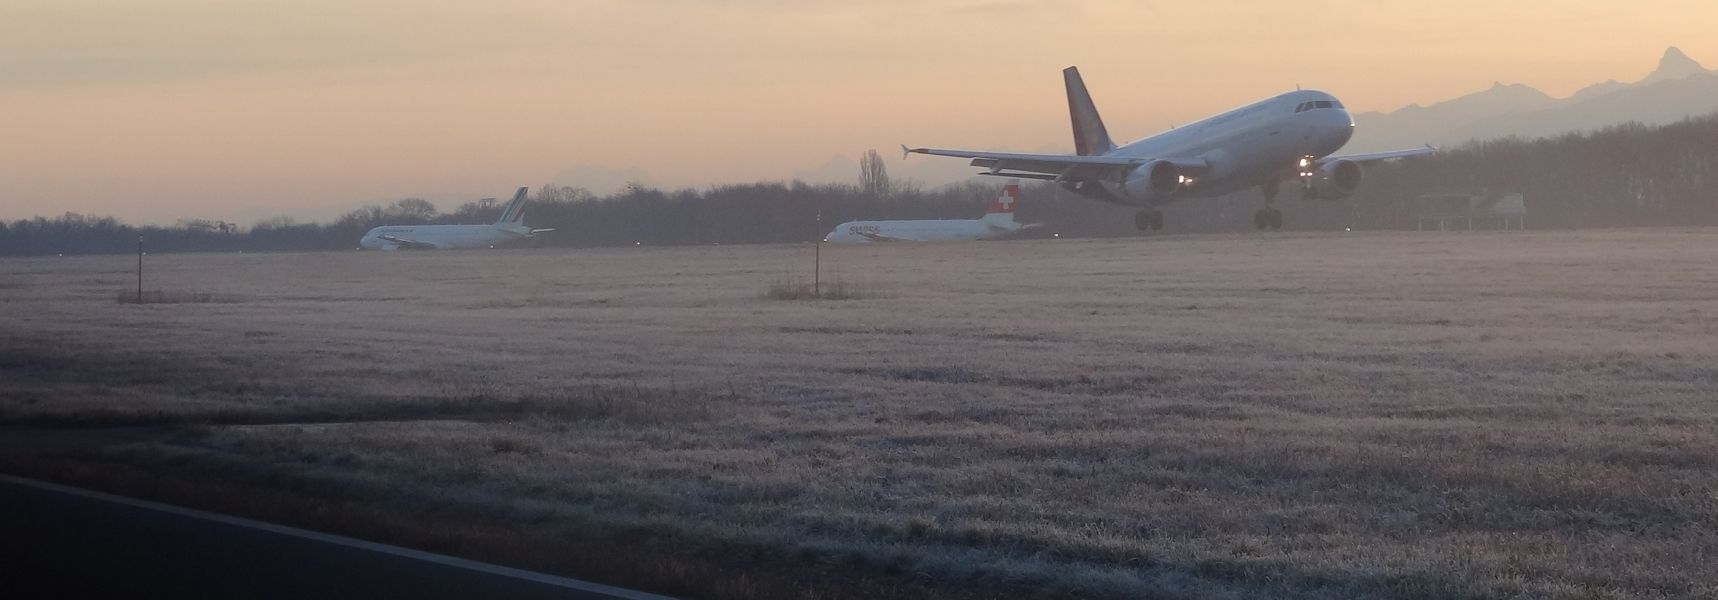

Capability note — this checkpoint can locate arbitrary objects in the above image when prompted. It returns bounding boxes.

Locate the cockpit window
[1296,100,1342,113]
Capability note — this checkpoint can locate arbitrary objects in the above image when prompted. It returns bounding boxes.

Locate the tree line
[3,113,1716,256]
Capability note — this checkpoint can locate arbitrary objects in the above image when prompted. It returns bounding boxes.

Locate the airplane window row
[1294,100,1344,113]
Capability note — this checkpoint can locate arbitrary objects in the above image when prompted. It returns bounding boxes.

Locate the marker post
[814,211,822,298]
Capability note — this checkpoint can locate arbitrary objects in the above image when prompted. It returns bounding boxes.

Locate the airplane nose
[1333,109,1355,128]
[1329,109,1355,146]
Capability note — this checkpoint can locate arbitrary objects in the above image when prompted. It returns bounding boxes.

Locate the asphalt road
[0,474,674,599]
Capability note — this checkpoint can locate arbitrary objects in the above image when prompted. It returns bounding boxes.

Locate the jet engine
[1306,159,1361,200]
[1122,160,1181,203]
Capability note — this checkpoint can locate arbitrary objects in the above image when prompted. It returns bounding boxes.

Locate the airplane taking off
[906,67,1435,230]
[358,187,553,250]
[825,180,1040,243]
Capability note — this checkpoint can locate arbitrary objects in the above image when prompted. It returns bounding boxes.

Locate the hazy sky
[2,0,1714,224]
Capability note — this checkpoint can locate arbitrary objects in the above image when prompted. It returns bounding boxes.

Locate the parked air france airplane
[824,180,1040,243]
[906,67,1435,230]
[358,187,553,250]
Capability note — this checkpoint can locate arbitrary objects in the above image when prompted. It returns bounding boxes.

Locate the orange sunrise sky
[2,0,1714,224]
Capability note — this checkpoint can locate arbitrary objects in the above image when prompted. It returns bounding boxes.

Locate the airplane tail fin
[494,187,530,227]
[1063,67,1114,156]
[979,179,1021,227]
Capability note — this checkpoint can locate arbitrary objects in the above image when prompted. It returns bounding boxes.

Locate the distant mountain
[1347,47,1718,152]
[1569,79,1628,102]
[1446,72,1718,145]
[1639,46,1708,84]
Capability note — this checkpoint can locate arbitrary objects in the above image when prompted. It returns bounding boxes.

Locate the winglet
[901,144,911,160]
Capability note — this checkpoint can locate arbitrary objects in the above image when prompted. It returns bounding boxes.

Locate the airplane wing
[1324,144,1437,163]
[907,146,1138,176]
[377,235,439,250]
[529,228,555,234]
[905,145,1210,180]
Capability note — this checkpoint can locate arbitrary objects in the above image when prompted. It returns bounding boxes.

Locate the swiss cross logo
[992,187,1017,212]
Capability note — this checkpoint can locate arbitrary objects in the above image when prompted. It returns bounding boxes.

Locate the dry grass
[763,273,872,300]
[115,289,245,304]
[3,230,1718,599]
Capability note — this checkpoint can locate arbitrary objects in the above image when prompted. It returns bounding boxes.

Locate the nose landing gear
[1296,154,1319,201]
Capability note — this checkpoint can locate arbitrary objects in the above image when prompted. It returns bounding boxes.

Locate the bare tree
[252,215,297,231]
[859,149,891,197]
[537,184,596,203]
[388,198,438,222]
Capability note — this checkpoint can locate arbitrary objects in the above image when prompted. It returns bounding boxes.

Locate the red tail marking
[988,184,1019,213]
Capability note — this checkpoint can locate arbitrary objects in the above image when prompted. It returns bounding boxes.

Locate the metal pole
[136,235,143,304]
[814,211,822,298]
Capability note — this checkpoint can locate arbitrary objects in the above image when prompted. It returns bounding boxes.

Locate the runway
[0,474,672,600]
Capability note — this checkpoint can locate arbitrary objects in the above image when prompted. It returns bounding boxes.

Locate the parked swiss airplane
[906,67,1434,230]
[359,187,553,250]
[824,180,1040,243]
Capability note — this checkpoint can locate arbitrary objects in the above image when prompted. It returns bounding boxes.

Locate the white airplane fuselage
[1080,90,1355,207]
[824,218,1020,243]
[358,224,529,250]
[825,180,1033,243]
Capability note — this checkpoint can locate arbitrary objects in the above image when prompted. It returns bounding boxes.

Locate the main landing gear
[1134,209,1164,231]
[1254,180,1284,230]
